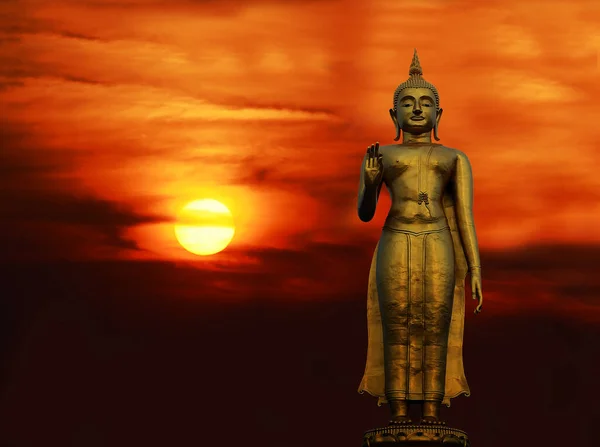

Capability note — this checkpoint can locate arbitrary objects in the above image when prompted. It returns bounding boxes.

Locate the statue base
[362,423,470,446]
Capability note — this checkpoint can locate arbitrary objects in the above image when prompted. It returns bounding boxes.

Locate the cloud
[479,244,600,314]
[1,191,167,228]
[131,240,600,322]
[0,123,78,184]
[2,77,338,124]
[0,123,171,256]
[235,159,357,218]
[0,192,171,255]
[56,31,103,41]
[0,0,347,110]
[487,70,581,102]
[3,236,598,320]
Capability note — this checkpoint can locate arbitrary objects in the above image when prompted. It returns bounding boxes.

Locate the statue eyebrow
[400,95,435,101]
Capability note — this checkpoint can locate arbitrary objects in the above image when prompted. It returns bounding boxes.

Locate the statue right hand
[364,142,383,187]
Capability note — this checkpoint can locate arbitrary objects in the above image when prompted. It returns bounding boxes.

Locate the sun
[174,199,235,256]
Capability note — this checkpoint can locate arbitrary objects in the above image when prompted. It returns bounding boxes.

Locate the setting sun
[174,199,235,256]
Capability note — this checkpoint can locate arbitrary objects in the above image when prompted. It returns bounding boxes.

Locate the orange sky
[2,0,600,262]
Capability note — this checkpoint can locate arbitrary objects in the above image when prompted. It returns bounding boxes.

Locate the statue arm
[454,152,481,270]
[357,153,383,222]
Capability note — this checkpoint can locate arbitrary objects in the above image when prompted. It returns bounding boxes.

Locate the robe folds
[357,196,471,407]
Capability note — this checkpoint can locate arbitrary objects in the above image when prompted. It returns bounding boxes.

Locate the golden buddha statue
[357,50,483,427]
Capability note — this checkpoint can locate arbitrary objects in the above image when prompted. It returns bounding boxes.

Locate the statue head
[390,50,443,141]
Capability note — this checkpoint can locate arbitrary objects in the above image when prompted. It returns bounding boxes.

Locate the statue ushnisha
[357,50,483,426]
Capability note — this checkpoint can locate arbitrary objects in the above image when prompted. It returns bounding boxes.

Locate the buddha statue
[357,50,483,426]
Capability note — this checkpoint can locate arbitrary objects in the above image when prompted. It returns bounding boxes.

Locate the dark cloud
[477,244,600,316]
[235,150,359,214]
[557,284,599,307]
[60,74,106,85]
[0,122,171,255]
[0,3,52,36]
[57,31,103,42]
[0,125,78,183]
[0,192,170,254]
[176,241,373,301]
[0,79,24,91]
[0,53,108,88]
[9,237,588,318]
[481,244,600,271]
[205,240,600,323]
[1,192,166,228]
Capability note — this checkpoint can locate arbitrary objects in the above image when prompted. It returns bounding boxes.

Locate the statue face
[395,87,439,133]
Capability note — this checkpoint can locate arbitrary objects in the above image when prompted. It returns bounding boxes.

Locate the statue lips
[410,116,425,121]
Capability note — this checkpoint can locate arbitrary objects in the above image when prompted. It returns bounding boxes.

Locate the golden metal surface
[357,50,483,426]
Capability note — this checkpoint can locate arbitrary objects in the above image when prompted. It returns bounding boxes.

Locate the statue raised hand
[364,142,384,187]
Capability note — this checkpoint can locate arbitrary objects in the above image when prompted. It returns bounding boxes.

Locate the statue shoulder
[438,145,469,161]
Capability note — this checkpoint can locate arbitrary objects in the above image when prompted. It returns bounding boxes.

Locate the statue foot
[421,401,442,425]
[388,399,410,425]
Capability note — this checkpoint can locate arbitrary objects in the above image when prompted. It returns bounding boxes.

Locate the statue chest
[382,149,455,188]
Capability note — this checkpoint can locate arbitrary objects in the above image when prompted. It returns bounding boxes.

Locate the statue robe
[357,195,471,407]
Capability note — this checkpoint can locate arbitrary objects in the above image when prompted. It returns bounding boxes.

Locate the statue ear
[389,108,401,141]
[433,108,443,141]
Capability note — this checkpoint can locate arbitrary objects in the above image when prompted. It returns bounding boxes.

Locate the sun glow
[174,199,235,256]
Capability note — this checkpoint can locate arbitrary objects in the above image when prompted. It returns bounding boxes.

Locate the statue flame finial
[409,48,423,76]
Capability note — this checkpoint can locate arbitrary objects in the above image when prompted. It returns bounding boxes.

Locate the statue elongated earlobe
[433,108,443,141]
[389,108,401,141]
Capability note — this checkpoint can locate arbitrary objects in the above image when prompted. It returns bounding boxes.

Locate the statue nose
[413,109,422,115]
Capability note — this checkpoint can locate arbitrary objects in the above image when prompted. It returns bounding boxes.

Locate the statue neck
[402,131,432,144]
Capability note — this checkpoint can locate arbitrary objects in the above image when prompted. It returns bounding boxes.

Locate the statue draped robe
[357,195,471,407]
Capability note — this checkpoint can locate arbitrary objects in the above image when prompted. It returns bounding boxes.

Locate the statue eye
[402,103,411,107]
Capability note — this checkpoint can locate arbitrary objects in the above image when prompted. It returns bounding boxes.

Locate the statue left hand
[470,269,483,314]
